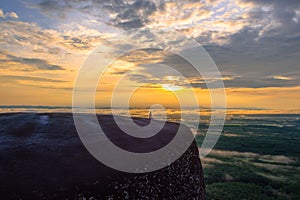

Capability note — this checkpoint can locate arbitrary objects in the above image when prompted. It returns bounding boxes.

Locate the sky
[0,0,299,111]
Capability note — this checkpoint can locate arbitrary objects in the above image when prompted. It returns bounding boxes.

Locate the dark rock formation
[0,113,205,199]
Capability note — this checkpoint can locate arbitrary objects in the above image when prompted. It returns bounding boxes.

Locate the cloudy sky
[0,0,299,110]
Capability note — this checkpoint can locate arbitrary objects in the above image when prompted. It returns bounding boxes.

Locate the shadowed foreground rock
[0,113,205,199]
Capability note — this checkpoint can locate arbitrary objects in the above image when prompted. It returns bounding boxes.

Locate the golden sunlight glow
[161,84,183,92]
[272,76,292,80]
[128,87,181,108]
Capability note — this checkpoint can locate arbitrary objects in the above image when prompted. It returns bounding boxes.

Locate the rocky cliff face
[0,113,205,199]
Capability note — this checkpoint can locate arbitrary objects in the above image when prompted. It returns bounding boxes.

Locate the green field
[196,115,300,200]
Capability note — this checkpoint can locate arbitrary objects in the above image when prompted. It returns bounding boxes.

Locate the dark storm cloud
[223,76,300,88]
[29,0,160,29]
[109,0,158,29]
[247,0,300,37]
[202,23,300,87]
[0,51,65,71]
[198,0,300,88]
[110,45,300,89]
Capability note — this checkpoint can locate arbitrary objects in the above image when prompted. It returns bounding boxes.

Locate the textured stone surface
[0,113,205,199]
